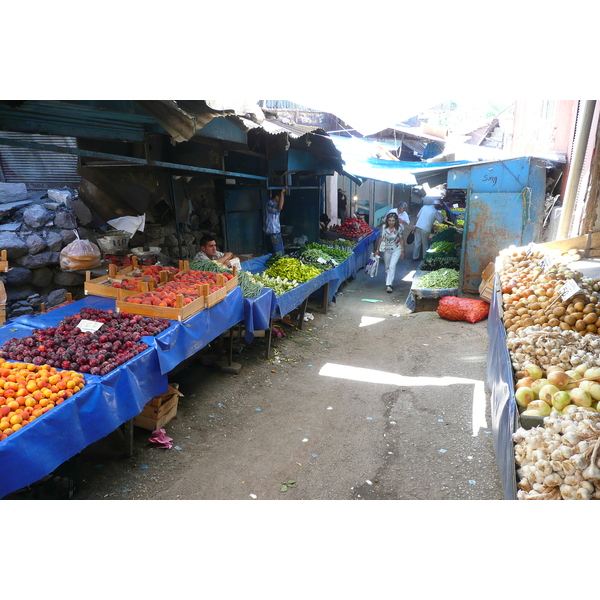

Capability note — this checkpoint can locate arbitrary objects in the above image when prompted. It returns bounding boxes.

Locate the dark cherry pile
[0,308,171,376]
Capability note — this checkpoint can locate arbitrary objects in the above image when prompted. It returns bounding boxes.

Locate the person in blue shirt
[265,187,287,255]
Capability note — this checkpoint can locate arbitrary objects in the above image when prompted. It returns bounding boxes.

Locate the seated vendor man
[193,235,236,267]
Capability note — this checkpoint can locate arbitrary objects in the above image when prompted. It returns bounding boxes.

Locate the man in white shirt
[193,235,236,267]
[411,200,445,260]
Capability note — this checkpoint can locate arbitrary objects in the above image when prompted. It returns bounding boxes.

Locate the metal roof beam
[0,136,268,181]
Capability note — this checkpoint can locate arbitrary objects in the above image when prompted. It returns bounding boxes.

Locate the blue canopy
[328,134,472,185]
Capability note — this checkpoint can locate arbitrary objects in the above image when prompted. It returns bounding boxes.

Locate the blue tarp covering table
[486,265,518,500]
[242,287,276,343]
[151,286,245,373]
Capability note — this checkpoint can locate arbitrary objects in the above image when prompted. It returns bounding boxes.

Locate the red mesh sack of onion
[437,296,490,323]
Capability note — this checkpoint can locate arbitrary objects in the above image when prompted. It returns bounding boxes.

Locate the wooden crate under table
[134,384,183,430]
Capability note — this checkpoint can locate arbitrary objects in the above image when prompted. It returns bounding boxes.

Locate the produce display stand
[0,321,168,499]
[405,267,460,313]
[485,240,600,500]
[0,285,245,499]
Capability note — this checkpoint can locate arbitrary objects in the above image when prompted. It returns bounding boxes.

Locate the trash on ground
[280,479,297,492]
[149,429,173,449]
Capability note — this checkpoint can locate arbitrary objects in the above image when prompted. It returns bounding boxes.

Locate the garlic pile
[507,325,600,373]
[514,407,600,499]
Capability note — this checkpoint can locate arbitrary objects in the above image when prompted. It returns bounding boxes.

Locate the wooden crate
[478,262,495,303]
[133,384,183,430]
[0,250,8,272]
[0,305,5,326]
[84,266,150,299]
[114,258,190,281]
[115,287,206,321]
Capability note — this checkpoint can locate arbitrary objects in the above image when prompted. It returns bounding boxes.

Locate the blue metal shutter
[0,131,81,188]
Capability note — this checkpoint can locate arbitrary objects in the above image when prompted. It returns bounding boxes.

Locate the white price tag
[526,242,535,257]
[77,319,104,333]
[539,255,554,271]
[559,279,581,301]
[316,257,327,264]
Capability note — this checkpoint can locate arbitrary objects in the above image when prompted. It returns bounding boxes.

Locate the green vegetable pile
[420,256,461,271]
[265,257,322,283]
[293,248,337,271]
[416,268,460,289]
[188,259,265,299]
[306,242,352,261]
[189,259,229,273]
[319,238,356,248]
[249,273,299,296]
[426,241,458,257]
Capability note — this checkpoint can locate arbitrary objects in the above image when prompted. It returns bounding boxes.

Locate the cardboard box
[134,384,183,430]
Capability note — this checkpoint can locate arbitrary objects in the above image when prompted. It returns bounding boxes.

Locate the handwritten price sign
[558,279,581,301]
[539,255,554,271]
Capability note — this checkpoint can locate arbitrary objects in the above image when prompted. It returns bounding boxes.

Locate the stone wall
[0,180,226,320]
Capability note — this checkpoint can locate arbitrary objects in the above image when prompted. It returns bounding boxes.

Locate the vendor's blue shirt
[265,199,281,234]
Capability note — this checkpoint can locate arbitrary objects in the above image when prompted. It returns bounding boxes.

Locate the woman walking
[374,212,405,293]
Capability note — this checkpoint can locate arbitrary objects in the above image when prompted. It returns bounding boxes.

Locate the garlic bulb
[514,407,600,500]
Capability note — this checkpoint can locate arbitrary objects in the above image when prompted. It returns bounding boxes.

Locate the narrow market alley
[73,249,504,500]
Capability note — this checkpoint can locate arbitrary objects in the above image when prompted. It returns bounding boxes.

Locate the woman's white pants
[383,246,402,286]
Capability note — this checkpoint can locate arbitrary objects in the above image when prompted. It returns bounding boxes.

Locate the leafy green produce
[426,241,457,257]
[420,256,461,271]
[306,242,352,260]
[265,257,321,283]
[319,238,357,248]
[416,268,460,289]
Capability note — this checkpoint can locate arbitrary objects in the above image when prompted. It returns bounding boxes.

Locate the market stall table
[0,326,167,499]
